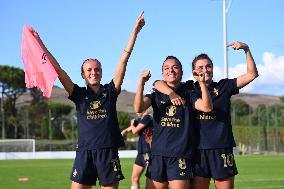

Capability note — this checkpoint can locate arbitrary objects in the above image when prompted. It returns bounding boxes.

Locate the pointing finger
[139,11,144,18]
[226,43,234,47]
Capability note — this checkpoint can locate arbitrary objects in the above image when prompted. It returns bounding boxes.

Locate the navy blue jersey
[192,79,239,149]
[69,81,125,150]
[145,85,198,158]
[183,80,195,91]
[136,115,153,154]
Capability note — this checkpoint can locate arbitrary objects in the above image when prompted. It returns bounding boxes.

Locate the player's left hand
[134,11,145,33]
[227,41,249,51]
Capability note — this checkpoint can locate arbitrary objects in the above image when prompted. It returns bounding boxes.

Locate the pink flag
[21,25,58,98]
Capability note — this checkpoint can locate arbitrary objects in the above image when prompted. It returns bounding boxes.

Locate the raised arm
[153,80,185,106]
[31,30,74,95]
[227,41,258,89]
[193,71,213,112]
[134,70,151,113]
[113,11,145,90]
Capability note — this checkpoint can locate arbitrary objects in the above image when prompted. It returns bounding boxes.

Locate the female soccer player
[31,12,145,189]
[134,56,212,189]
[153,41,258,189]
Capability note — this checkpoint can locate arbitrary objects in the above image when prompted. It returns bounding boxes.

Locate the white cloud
[229,52,284,95]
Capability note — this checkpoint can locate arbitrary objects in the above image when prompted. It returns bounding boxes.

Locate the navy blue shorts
[146,155,193,182]
[193,148,238,180]
[135,153,150,167]
[70,148,124,186]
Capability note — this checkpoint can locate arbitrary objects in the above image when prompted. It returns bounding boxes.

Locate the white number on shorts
[221,153,234,167]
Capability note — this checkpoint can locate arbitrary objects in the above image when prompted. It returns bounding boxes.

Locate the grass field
[0,155,283,189]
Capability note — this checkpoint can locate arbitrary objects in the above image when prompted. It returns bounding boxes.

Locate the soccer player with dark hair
[153,41,258,189]
[134,56,212,189]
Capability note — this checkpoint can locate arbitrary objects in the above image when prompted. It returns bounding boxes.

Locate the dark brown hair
[162,56,183,76]
[192,53,213,71]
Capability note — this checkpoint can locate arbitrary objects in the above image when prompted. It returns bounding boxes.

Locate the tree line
[0,65,283,145]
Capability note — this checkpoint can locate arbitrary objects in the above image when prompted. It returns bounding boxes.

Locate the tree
[117,111,131,130]
[255,104,268,150]
[280,95,284,103]
[0,65,26,138]
[47,101,73,139]
[28,88,49,139]
[231,99,252,125]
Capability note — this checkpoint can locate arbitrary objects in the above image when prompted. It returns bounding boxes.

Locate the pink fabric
[21,25,58,98]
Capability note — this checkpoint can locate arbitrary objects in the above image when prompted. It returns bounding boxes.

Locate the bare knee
[132,174,140,183]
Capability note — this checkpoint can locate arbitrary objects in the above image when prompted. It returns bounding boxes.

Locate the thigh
[71,181,92,189]
[100,182,119,189]
[192,176,211,189]
[168,179,189,189]
[70,150,97,186]
[214,177,234,189]
[96,148,124,186]
[146,178,168,189]
[132,163,145,178]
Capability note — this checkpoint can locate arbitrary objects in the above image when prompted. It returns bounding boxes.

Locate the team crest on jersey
[72,169,77,177]
[166,105,176,116]
[212,88,219,96]
[90,100,101,109]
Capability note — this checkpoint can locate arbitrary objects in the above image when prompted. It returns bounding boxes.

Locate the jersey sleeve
[145,88,155,102]
[108,80,121,97]
[68,84,83,103]
[139,115,153,129]
[228,78,239,96]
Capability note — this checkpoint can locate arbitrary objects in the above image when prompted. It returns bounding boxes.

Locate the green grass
[0,156,283,189]
[232,155,284,189]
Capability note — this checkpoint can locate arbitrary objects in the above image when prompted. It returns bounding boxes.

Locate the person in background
[121,110,153,189]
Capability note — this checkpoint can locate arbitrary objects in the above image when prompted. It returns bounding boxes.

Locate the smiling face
[192,54,213,84]
[162,58,183,87]
[81,59,102,86]
[194,58,213,83]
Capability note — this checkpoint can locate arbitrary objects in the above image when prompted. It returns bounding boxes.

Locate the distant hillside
[17,86,283,113]
[232,93,283,108]
[17,86,136,114]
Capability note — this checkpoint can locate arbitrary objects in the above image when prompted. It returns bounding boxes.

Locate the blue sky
[0,0,284,96]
